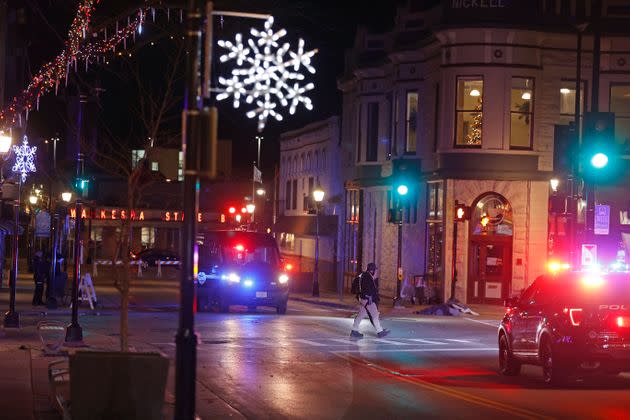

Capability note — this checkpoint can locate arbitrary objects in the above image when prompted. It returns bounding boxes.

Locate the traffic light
[454,203,471,221]
[396,184,409,196]
[75,178,89,197]
[582,112,619,181]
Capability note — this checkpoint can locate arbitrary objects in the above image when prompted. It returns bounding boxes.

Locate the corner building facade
[338,0,630,303]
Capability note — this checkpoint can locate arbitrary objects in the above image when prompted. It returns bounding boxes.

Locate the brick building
[338,0,630,303]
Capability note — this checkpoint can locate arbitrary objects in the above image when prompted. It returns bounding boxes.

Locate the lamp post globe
[313,187,325,203]
[246,203,256,214]
[256,188,266,196]
[0,133,12,154]
[29,195,38,205]
[61,192,72,203]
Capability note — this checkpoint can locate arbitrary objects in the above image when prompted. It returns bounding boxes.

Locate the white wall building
[275,117,343,291]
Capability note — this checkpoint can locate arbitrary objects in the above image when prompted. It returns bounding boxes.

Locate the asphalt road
[5,273,630,419]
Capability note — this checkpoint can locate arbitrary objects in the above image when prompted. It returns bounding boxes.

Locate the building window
[366,102,379,161]
[292,179,298,210]
[357,105,362,162]
[425,181,444,296]
[90,227,103,242]
[405,91,418,153]
[322,148,327,169]
[455,77,483,147]
[141,227,156,247]
[151,161,159,171]
[610,84,630,148]
[344,189,362,284]
[510,77,535,149]
[279,232,295,252]
[285,180,291,211]
[132,149,145,168]
[560,80,586,116]
[178,151,184,181]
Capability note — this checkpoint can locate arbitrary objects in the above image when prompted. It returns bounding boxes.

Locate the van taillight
[563,307,583,326]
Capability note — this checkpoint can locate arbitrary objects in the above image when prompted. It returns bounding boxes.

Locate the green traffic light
[396,185,409,196]
[590,152,609,169]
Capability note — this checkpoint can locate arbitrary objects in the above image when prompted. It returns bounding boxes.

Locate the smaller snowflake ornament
[216,16,318,132]
[12,135,37,183]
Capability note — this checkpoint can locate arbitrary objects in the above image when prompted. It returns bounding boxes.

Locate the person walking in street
[32,250,48,306]
[350,263,390,339]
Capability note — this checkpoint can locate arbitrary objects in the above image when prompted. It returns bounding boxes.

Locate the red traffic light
[228,207,236,214]
[454,203,471,221]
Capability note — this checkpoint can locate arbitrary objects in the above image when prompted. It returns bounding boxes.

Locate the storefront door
[467,193,514,304]
[468,237,512,304]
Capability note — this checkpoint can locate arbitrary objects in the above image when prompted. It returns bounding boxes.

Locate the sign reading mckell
[451,0,506,8]
[444,0,535,24]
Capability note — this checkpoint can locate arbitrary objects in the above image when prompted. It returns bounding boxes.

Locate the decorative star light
[216,16,318,132]
[12,135,37,183]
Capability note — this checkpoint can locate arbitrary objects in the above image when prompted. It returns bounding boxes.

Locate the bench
[49,351,169,420]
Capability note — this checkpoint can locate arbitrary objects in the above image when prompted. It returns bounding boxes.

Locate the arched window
[314,150,319,170]
[471,193,513,236]
[293,156,298,174]
[322,148,327,169]
[306,152,312,171]
[300,153,305,172]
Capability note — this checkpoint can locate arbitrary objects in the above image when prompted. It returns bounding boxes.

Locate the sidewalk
[289,292,507,319]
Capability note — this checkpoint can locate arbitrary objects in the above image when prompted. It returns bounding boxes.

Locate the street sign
[594,204,610,235]
[581,244,597,266]
[34,211,50,237]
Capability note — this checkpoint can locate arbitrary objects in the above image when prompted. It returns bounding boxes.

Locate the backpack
[350,274,362,295]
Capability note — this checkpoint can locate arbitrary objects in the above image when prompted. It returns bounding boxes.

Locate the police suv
[195,230,289,314]
[499,269,630,385]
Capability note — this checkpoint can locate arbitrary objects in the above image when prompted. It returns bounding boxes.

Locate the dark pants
[33,279,45,305]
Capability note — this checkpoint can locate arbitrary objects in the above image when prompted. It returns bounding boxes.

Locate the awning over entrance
[273,215,338,237]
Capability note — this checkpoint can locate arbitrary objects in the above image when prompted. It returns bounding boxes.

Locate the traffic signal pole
[585,0,601,244]
[175,1,204,418]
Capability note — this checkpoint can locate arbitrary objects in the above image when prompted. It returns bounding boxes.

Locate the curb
[290,296,355,310]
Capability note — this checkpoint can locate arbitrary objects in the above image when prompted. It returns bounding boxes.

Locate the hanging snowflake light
[216,16,318,132]
[12,135,37,183]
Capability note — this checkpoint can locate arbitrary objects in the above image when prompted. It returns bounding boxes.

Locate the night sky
[17,0,411,181]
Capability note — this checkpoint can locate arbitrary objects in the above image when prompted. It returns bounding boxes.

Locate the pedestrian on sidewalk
[32,250,48,306]
[350,263,390,339]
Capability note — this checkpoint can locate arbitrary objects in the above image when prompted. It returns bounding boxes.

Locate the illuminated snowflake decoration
[12,135,37,183]
[216,17,318,132]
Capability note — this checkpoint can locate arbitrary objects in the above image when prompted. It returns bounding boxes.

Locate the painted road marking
[335,353,552,420]
[293,339,328,347]
[465,318,500,328]
[407,338,446,345]
[375,339,411,346]
[333,347,497,354]
[444,339,473,343]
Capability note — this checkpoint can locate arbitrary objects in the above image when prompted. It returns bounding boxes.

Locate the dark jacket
[358,271,380,304]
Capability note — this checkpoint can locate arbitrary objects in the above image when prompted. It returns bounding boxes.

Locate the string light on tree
[466,97,483,145]
[12,135,37,183]
[216,17,318,132]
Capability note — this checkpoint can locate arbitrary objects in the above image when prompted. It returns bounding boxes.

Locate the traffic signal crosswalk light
[454,203,471,222]
[581,112,620,182]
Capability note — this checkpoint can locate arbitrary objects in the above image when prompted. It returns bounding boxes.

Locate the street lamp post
[0,133,14,326]
[65,153,84,344]
[5,135,36,328]
[312,186,325,297]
